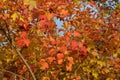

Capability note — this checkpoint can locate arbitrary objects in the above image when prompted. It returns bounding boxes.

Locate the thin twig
[0,21,37,80]
[0,69,27,80]
[74,63,81,76]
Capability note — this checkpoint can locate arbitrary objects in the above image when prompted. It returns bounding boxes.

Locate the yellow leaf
[97,61,105,67]
[11,12,18,20]
[74,0,80,5]
[92,71,98,79]
[0,61,2,65]
[20,16,24,21]
[113,53,118,58]
[6,58,11,63]
[90,58,96,63]
[29,0,37,10]
[24,0,36,10]
[94,24,99,29]
[64,21,70,29]
[91,50,98,57]
[3,78,7,80]
[24,0,30,5]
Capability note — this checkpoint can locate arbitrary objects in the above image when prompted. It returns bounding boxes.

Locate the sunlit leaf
[11,12,18,20]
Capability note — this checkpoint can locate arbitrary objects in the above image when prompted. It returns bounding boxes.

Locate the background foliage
[0,0,120,80]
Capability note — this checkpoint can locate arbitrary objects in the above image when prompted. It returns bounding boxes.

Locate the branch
[0,21,37,80]
[0,69,27,80]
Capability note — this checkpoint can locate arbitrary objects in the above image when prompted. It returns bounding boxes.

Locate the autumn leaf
[3,14,10,20]
[57,59,64,65]
[20,32,27,38]
[23,38,30,47]
[71,40,79,50]
[37,20,50,28]
[48,48,56,56]
[57,53,64,60]
[76,76,81,80]
[74,31,81,37]
[39,59,49,71]
[60,9,69,17]
[47,13,55,20]
[15,39,23,47]
[29,0,37,10]
[66,64,72,71]
[40,15,48,21]
[64,21,70,29]
[57,53,64,64]
[67,57,74,64]
[11,12,18,20]
[47,57,55,64]
[60,46,67,52]
[24,0,30,5]
[79,46,87,58]
[79,45,87,54]
[18,65,27,74]
[49,36,56,45]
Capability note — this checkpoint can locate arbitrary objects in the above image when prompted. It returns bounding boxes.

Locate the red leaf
[16,38,30,47]
[79,46,87,58]
[15,39,23,47]
[38,20,50,28]
[23,38,30,47]
[40,15,48,21]
[79,46,87,54]
[20,32,27,38]
[60,46,67,52]
[71,40,79,50]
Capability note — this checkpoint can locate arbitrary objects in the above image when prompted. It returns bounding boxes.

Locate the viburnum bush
[0,0,120,80]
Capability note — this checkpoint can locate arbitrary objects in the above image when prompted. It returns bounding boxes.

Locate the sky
[53,0,120,36]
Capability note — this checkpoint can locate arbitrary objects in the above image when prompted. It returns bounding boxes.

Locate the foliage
[0,0,120,80]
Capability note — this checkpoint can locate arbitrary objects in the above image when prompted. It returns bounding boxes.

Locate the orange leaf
[76,76,81,80]
[57,53,64,64]
[60,9,69,17]
[39,59,49,71]
[49,36,56,45]
[67,57,74,64]
[57,53,64,60]
[47,57,55,64]
[48,48,56,56]
[57,59,63,64]
[74,31,81,37]
[66,64,72,71]
[47,13,55,20]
